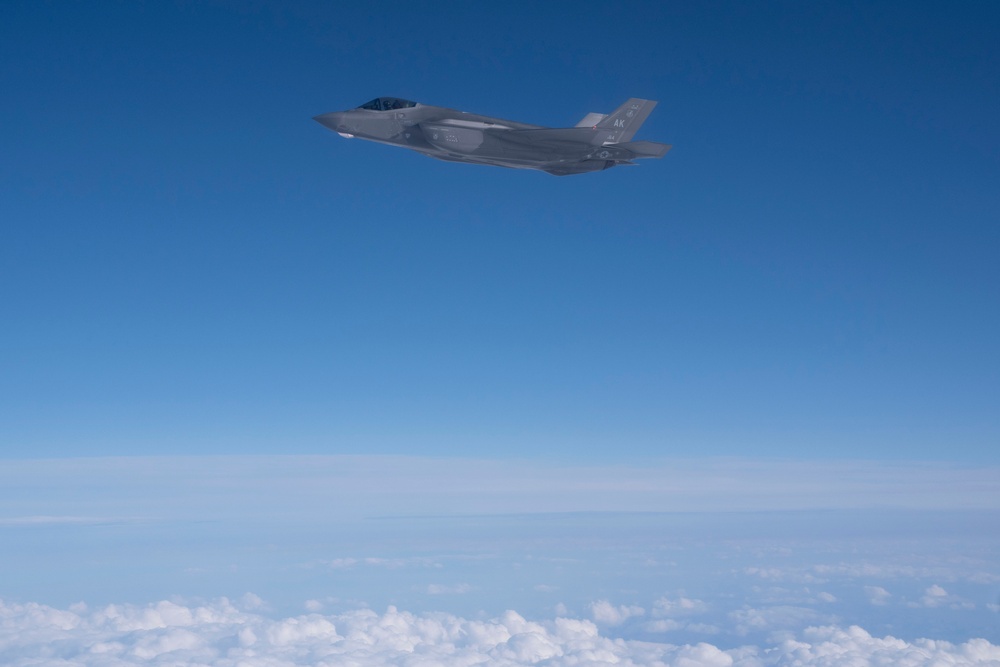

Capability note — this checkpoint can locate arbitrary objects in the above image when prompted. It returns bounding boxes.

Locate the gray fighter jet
[314,97,670,176]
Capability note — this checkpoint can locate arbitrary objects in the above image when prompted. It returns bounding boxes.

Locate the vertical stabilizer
[595,98,657,143]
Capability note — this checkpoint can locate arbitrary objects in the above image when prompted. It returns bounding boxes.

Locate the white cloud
[425,583,473,595]
[320,556,441,570]
[728,605,830,636]
[743,561,1000,587]
[642,596,710,634]
[240,592,265,610]
[922,584,949,607]
[865,585,892,605]
[265,615,339,645]
[588,599,645,625]
[812,561,997,582]
[791,625,1000,666]
[743,566,823,584]
[4,456,999,524]
[0,597,998,666]
[129,628,202,660]
[644,618,684,632]
[817,591,837,603]
[911,584,975,610]
[652,595,709,617]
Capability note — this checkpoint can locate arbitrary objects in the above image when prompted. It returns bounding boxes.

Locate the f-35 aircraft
[314,97,670,176]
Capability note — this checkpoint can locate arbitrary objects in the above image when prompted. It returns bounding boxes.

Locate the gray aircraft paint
[314,97,670,176]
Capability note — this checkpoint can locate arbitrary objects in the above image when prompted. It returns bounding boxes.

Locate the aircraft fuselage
[314,97,670,176]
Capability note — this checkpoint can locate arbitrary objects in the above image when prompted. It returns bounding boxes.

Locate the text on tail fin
[595,98,657,143]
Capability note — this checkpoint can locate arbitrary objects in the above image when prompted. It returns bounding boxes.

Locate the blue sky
[2,3,1000,664]
[2,1,997,462]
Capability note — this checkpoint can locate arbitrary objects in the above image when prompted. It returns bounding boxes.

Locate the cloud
[0,597,998,666]
[652,595,709,617]
[865,585,892,605]
[4,456,999,525]
[642,595,710,632]
[743,566,824,584]
[590,600,646,625]
[728,605,831,637]
[644,618,684,632]
[240,593,265,610]
[425,583,473,595]
[812,562,1000,583]
[911,584,975,610]
[790,626,1000,666]
[588,600,645,625]
[921,584,949,607]
[745,562,1000,586]
[319,556,441,570]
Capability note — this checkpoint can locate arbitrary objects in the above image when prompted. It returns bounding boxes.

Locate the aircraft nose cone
[313,111,345,131]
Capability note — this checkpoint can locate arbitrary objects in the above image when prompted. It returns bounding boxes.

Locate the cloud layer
[2,456,999,524]
[1,597,998,667]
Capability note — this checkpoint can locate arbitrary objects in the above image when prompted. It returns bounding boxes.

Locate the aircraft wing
[615,141,672,158]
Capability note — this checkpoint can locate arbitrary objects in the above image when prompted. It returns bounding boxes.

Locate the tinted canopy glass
[357,97,417,111]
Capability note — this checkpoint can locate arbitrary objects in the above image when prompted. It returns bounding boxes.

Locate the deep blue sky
[2,1,998,461]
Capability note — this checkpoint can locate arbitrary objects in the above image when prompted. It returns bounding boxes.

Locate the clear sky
[2,1,997,462]
[2,4,1000,663]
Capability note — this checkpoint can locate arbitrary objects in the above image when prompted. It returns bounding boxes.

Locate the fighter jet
[314,97,670,176]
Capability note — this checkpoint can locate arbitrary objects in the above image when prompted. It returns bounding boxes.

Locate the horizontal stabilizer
[616,140,672,158]
[575,112,607,128]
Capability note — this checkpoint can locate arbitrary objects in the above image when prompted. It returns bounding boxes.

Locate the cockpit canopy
[357,97,418,111]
